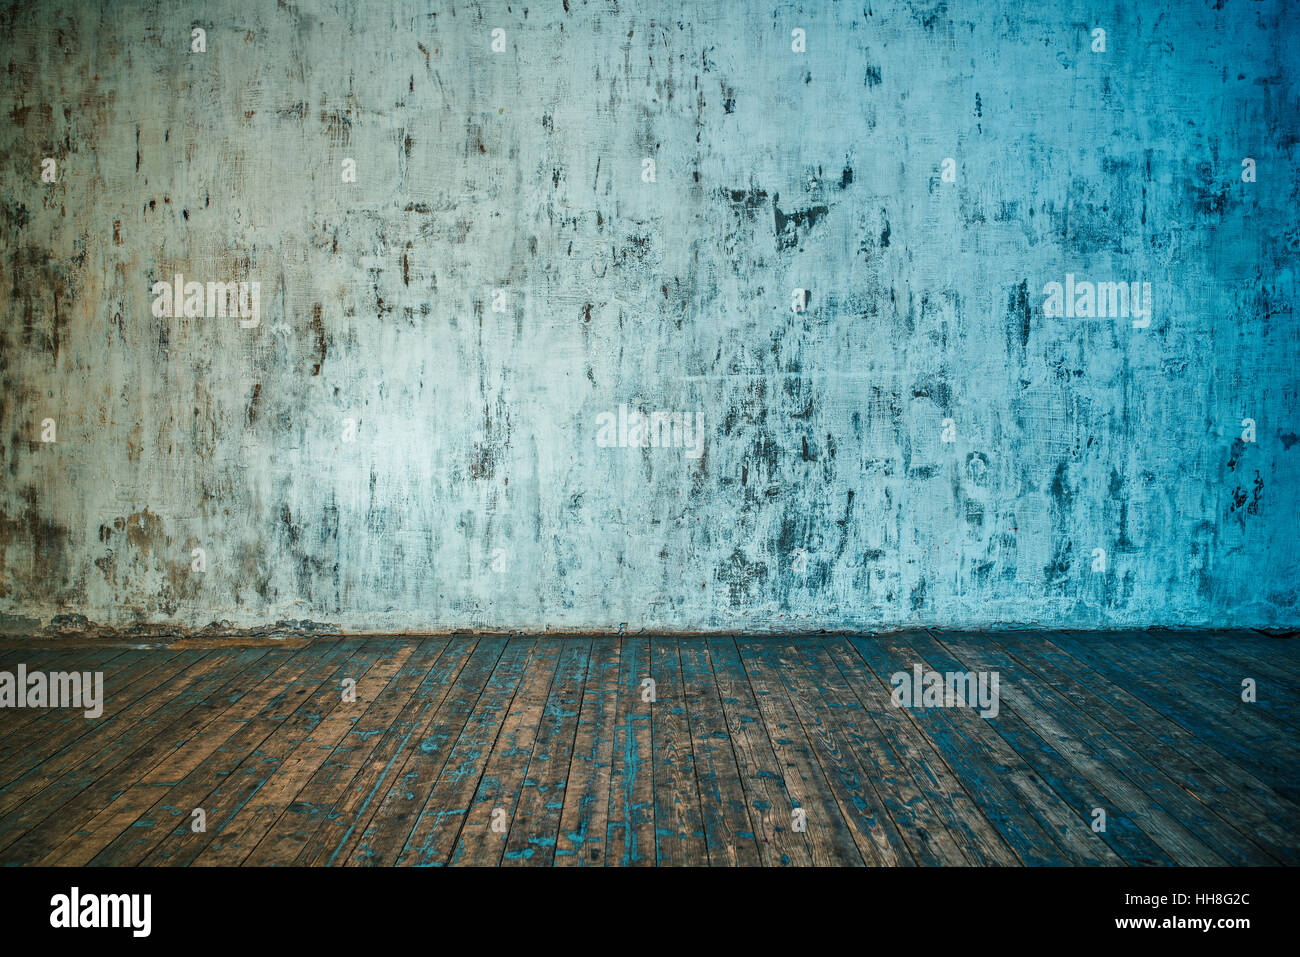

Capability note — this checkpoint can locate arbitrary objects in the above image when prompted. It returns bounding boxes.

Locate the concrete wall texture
[1,0,1297,634]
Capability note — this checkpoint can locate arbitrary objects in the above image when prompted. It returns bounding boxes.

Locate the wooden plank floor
[0,631,1296,866]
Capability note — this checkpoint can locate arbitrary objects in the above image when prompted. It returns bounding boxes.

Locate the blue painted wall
[1,0,1297,633]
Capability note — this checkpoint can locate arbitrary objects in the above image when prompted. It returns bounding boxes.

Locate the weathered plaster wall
[1,0,1297,633]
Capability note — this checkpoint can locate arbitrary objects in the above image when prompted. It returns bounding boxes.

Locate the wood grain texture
[1,632,1296,866]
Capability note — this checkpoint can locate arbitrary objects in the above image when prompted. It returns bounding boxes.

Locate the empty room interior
[1,0,1298,878]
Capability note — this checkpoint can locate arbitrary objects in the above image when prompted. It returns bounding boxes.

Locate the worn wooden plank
[244,637,457,865]
[0,649,228,840]
[389,636,535,866]
[554,638,621,866]
[38,642,320,866]
[647,638,707,866]
[192,644,419,864]
[0,648,193,790]
[321,637,499,866]
[0,647,134,752]
[734,639,867,866]
[501,639,590,865]
[932,632,1176,866]
[1045,630,1300,800]
[675,637,761,866]
[754,638,911,865]
[86,639,365,865]
[788,639,968,866]
[845,634,1079,865]
[769,637,955,865]
[1173,630,1300,690]
[885,631,1125,865]
[1125,632,1300,734]
[704,637,812,866]
[817,636,1017,865]
[450,638,565,866]
[1,647,273,864]
[605,636,656,866]
[985,629,1300,864]
[139,641,386,865]
[925,630,1236,866]
[0,632,1292,868]
[646,638,708,866]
